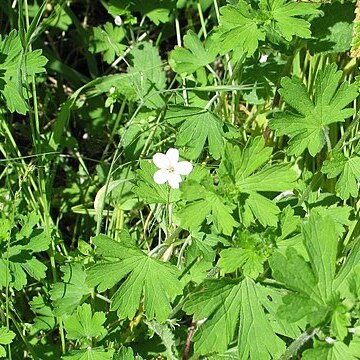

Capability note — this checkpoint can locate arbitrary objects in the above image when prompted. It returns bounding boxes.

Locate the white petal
[166,148,179,166]
[114,15,122,26]
[153,153,170,169]
[175,161,193,175]
[167,173,182,189]
[153,169,169,184]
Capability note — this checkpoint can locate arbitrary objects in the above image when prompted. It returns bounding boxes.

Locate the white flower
[153,148,193,189]
[259,54,268,63]
[114,15,122,26]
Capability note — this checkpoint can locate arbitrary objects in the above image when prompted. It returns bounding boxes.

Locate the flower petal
[167,173,182,189]
[175,161,193,175]
[153,153,170,169]
[153,169,169,184]
[166,148,179,166]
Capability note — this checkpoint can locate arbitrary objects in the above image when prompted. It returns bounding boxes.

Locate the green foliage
[0,30,47,114]
[183,278,286,358]
[270,63,358,156]
[269,212,353,333]
[132,160,181,204]
[0,212,50,290]
[87,235,183,322]
[2,1,360,358]
[50,263,92,316]
[178,180,238,235]
[89,22,126,64]
[322,147,360,200]
[62,347,115,360]
[166,106,226,160]
[219,137,298,227]
[64,303,107,340]
[98,42,166,109]
[214,0,319,59]
[109,0,176,25]
[0,328,15,358]
[169,30,217,74]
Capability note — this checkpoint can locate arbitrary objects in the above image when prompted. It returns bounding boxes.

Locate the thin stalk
[96,100,146,236]
[197,1,207,38]
[23,0,66,354]
[0,297,37,359]
[333,110,360,153]
[175,15,188,105]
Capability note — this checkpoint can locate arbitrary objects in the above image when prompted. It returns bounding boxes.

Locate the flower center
[167,166,175,173]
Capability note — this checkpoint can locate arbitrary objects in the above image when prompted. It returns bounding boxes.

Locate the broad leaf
[269,212,339,326]
[302,341,357,360]
[183,278,285,358]
[178,181,237,236]
[238,278,285,360]
[109,0,176,25]
[169,30,217,74]
[263,0,319,41]
[322,150,360,200]
[63,303,107,340]
[270,63,358,156]
[0,327,15,358]
[86,235,183,322]
[0,213,51,290]
[50,263,92,316]
[214,0,265,59]
[219,137,298,226]
[213,0,318,59]
[166,106,225,160]
[89,22,126,64]
[0,30,47,114]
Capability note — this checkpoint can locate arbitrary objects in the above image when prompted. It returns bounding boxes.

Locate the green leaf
[214,0,318,59]
[334,238,360,296]
[169,30,217,74]
[269,212,339,326]
[183,279,242,355]
[309,2,354,54]
[145,320,178,360]
[127,42,166,109]
[89,22,126,64]
[132,160,181,204]
[178,181,237,236]
[218,247,266,279]
[29,295,56,333]
[0,327,15,358]
[62,347,115,360]
[64,303,107,340]
[0,30,47,114]
[238,278,285,360]
[0,213,51,290]
[109,0,176,25]
[166,106,225,160]
[87,235,183,322]
[302,213,337,300]
[302,341,357,360]
[219,137,298,227]
[264,0,319,41]
[50,263,92,316]
[0,327,16,345]
[322,151,360,200]
[270,63,358,156]
[114,347,144,360]
[214,0,265,58]
[183,278,285,358]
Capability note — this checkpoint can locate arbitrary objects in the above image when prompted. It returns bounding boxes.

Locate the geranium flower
[152,148,193,189]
